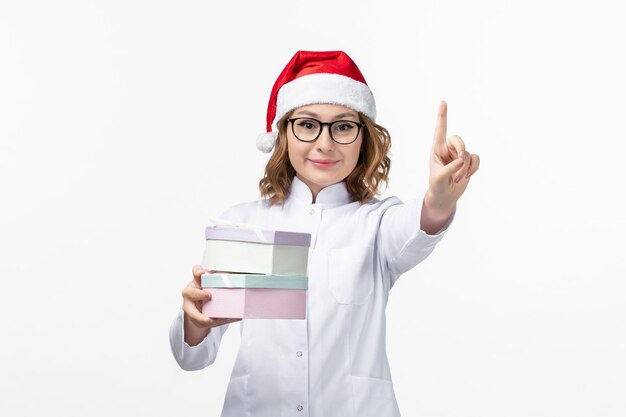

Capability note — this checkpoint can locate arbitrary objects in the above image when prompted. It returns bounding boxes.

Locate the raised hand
[428,101,479,208]
[421,101,480,234]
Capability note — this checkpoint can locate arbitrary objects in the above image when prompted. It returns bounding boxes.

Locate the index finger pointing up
[433,100,447,146]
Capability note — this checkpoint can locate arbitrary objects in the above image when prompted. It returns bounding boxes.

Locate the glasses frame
[287,117,366,145]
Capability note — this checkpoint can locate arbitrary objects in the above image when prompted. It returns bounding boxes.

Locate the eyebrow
[293,110,359,120]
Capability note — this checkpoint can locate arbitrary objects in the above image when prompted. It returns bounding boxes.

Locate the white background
[1,1,624,416]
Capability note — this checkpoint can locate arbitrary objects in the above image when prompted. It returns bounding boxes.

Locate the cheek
[345,156,359,175]
[286,139,299,163]
[345,144,362,169]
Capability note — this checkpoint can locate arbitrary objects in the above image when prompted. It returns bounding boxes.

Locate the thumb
[439,155,465,179]
[192,264,207,286]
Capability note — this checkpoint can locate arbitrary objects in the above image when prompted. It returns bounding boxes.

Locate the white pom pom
[256,131,277,153]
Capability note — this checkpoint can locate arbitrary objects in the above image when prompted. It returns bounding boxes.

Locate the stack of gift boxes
[201,224,311,320]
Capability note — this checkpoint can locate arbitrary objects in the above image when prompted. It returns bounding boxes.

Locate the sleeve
[169,310,230,371]
[168,201,253,370]
[378,194,454,281]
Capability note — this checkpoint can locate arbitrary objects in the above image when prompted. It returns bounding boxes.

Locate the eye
[296,119,319,130]
[334,121,357,132]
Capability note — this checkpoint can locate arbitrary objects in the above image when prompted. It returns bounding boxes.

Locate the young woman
[170,50,479,417]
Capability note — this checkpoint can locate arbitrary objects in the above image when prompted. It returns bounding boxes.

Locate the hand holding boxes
[201,224,311,319]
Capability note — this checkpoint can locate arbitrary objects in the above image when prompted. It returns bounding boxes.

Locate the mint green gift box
[201,273,308,290]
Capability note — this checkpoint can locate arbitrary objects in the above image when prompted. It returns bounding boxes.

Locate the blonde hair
[259,112,391,205]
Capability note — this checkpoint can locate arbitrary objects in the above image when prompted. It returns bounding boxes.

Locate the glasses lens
[292,118,321,142]
[331,121,360,144]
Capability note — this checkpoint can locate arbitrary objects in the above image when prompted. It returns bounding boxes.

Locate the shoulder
[352,194,425,226]
[218,198,271,222]
[356,195,405,214]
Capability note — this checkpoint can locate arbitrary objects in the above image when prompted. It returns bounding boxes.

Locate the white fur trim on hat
[273,73,376,129]
[256,131,277,153]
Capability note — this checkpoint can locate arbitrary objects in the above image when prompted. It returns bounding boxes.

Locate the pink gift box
[202,288,307,319]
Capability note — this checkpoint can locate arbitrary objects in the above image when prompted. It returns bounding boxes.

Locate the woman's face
[286,104,363,199]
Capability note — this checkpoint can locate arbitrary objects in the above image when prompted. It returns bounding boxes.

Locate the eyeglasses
[287,117,365,144]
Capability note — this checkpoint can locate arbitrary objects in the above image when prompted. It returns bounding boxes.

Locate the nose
[316,124,335,151]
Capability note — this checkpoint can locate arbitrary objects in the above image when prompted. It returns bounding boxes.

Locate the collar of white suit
[289,176,356,208]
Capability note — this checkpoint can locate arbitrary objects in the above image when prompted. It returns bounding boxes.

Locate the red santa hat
[256,50,377,153]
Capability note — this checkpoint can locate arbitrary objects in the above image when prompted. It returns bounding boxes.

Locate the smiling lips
[308,159,339,168]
